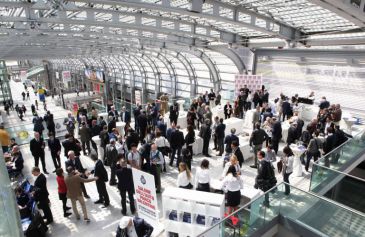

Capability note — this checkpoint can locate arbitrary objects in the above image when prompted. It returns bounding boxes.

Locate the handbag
[277,160,283,173]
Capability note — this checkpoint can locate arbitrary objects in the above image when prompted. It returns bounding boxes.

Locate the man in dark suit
[107,116,117,133]
[47,132,61,172]
[169,103,179,125]
[169,125,185,167]
[215,118,226,156]
[231,140,244,167]
[105,138,119,185]
[133,105,141,133]
[31,167,53,225]
[30,132,48,174]
[199,119,212,157]
[296,117,305,140]
[116,159,135,215]
[120,106,131,123]
[224,128,239,153]
[137,111,148,142]
[223,101,233,119]
[65,150,90,199]
[91,152,110,207]
[319,96,330,110]
[116,216,153,237]
[62,134,82,158]
[125,128,140,151]
[250,123,269,168]
[281,98,291,121]
[108,106,119,121]
[90,119,101,153]
[287,122,298,145]
[323,127,338,166]
[271,117,282,154]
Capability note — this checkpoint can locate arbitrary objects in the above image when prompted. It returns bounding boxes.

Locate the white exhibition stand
[162,187,225,237]
[224,117,244,136]
[238,135,253,160]
[290,144,306,177]
[116,121,126,137]
[182,129,203,155]
[91,135,103,160]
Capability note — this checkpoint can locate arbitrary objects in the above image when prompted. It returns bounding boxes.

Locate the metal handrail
[197,181,365,236]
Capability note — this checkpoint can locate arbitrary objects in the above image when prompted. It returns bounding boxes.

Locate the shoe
[64,213,72,217]
[212,148,217,150]
[52,170,57,173]
[76,216,80,220]
[102,203,109,208]
[250,165,258,169]
[84,195,90,199]
[109,182,117,186]
[216,153,222,156]
[131,210,136,215]
[156,190,161,194]
[94,200,103,204]
[44,171,49,174]
[66,206,72,210]
[121,210,126,215]
[205,154,211,157]
[84,218,91,222]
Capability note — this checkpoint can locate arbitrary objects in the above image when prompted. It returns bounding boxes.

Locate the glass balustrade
[198,182,365,237]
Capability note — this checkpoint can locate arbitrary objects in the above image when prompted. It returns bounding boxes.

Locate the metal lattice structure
[0,0,364,99]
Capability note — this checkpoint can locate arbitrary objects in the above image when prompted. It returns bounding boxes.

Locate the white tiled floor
[3,81,354,237]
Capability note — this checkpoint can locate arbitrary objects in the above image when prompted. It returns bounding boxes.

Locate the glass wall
[0,149,23,237]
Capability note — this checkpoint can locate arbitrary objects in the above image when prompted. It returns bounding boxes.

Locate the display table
[92,136,103,160]
[238,136,253,160]
[98,112,108,119]
[342,112,356,134]
[116,121,126,137]
[164,112,187,129]
[162,187,224,237]
[182,129,203,155]
[224,117,244,136]
[211,105,225,119]
[243,109,255,128]
[290,144,306,177]
[299,105,318,122]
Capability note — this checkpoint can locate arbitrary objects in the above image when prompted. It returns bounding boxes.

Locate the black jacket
[30,138,45,156]
[62,139,81,157]
[116,217,154,237]
[65,157,85,173]
[296,118,305,139]
[126,132,140,150]
[34,173,49,202]
[91,124,101,137]
[48,138,61,155]
[215,123,226,139]
[12,155,24,172]
[287,126,297,145]
[120,111,131,123]
[224,134,239,153]
[94,159,108,182]
[282,101,291,115]
[255,160,276,192]
[169,105,179,120]
[137,114,148,128]
[319,100,330,110]
[108,120,116,133]
[100,130,110,147]
[233,147,244,167]
[323,134,337,154]
[224,104,232,115]
[271,121,282,141]
[170,129,185,149]
[199,124,211,140]
[185,131,195,146]
[250,129,269,146]
[116,167,134,191]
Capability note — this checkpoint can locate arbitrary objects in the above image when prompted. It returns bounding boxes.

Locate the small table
[281,121,290,143]
[290,144,306,177]
[212,105,225,119]
[243,109,255,128]
[238,136,252,160]
[92,136,103,160]
[182,129,203,155]
[116,121,126,137]
[224,117,244,136]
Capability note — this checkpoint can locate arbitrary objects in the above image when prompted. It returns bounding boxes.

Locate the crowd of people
[1,83,356,236]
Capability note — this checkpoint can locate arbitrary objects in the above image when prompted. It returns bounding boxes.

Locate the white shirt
[116,142,127,155]
[221,174,243,192]
[126,221,138,237]
[194,167,210,187]
[221,162,241,178]
[155,136,169,148]
[177,170,193,187]
[128,151,141,167]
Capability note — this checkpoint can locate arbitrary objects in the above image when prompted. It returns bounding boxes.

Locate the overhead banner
[235,74,262,97]
[132,168,159,227]
[85,69,105,83]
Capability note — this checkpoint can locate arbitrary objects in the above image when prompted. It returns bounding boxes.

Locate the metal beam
[254,48,365,59]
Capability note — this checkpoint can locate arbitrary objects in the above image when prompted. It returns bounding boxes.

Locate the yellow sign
[17,131,29,140]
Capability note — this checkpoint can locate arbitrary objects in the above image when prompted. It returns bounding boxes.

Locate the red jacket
[56,176,67,194]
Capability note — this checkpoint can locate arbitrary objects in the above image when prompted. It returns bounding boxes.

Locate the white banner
[235,74,262,97]
[62,71,71,83]
[135,90,142,105]
[132,168,159,226]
